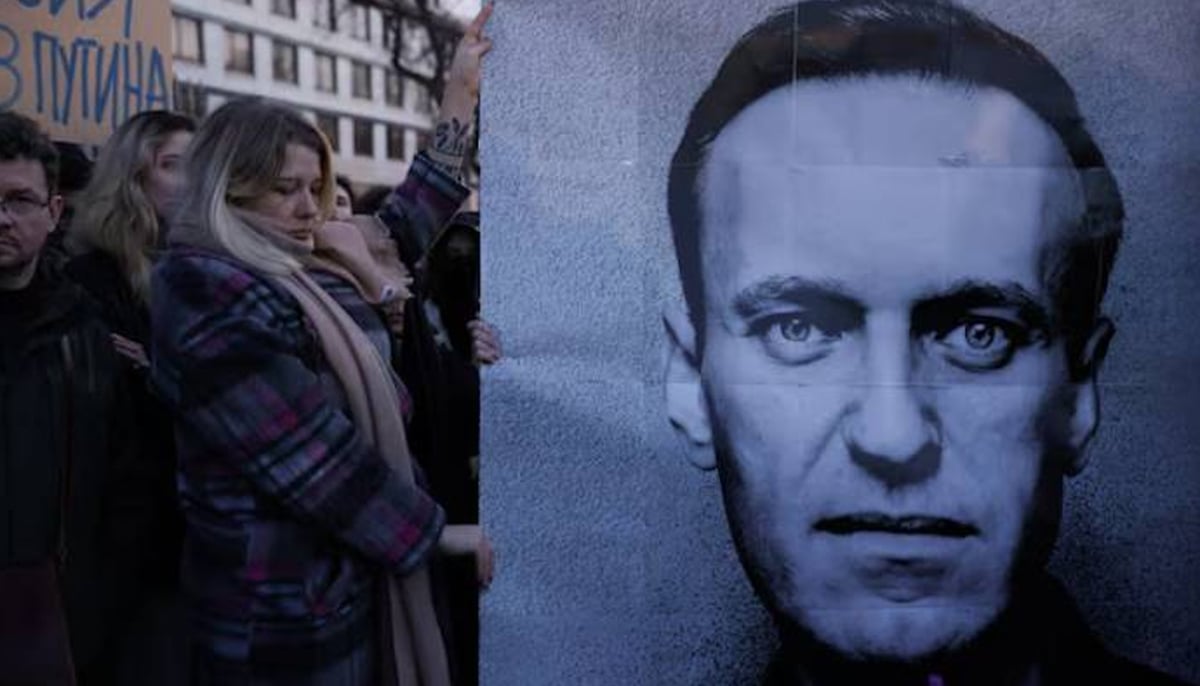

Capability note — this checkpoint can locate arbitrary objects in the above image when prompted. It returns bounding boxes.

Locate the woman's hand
[445,3,494,103]
[438,524,495,589]
[111,333,149,369]
[468,319,502,366]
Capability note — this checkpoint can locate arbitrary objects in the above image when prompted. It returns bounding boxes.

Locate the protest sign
[0,0,173,144]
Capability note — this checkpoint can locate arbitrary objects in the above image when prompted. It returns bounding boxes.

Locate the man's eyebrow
[732,276,862,318]
[915,280,1053,329]
[1,188,44,200]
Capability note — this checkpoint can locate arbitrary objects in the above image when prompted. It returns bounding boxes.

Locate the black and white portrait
[480,1,1200,684]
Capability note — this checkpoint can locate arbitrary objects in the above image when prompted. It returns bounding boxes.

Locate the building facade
[171,0,441,190]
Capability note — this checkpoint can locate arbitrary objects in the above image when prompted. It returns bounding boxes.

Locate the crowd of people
[0,5,496,685]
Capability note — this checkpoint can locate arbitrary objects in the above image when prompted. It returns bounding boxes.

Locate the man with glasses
[0,111,137,683]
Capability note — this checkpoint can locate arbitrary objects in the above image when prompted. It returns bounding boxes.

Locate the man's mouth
[814,513,978,538]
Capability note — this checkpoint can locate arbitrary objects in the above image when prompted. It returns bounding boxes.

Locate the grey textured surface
[479,1,1200,683]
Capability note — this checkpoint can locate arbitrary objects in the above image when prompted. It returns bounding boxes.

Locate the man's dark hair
[0,112,61,194]
[668,0,1123,372]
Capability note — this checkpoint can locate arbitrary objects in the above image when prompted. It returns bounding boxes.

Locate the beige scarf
[234,209,450,686]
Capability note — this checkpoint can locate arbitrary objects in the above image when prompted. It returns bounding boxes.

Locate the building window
[272,40,298,84]
[385,72,403,107]
[415,82,433,113]
[353,119,374,157]
[382,16,395,50]
[386,125,405,160]
[314,52,337,94]
[271,0,296,18]
[315,113,340,153]
[172,15,204,64]
[225,28,254,75]
[351,61,372,100]
[174,81,207,120]
[349,5,371,41]
[314,0,338,30]
[416,129,431,153]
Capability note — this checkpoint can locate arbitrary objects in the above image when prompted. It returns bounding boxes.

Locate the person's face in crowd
[430,226,480,309]
[443,230,478,263]
[333,184,354,221]
[667,77,1109,661]
[0,158,63,287]
[144,130,193,218]
[243,143,324,249]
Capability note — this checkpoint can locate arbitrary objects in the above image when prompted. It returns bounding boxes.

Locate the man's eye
[933,317,1024,371]
[749,313,843,365]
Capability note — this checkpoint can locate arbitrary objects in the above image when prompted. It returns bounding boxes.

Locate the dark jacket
[764,575,1193,686]
[0,260,139,676]
[65,249,182,589]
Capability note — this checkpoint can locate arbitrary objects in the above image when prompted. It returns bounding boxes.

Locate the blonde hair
[171,98,335,275]
[72,110,195,302]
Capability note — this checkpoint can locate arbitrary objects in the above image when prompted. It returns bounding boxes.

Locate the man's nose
[842,313,940,488]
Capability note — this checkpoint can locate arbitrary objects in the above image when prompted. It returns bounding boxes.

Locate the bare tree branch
[348,0,480,181]
[348,0,464,102]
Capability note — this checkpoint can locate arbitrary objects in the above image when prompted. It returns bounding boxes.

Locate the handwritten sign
[0,0,174,144]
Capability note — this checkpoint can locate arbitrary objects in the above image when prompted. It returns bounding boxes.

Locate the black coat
[0,260,141,675]
[65,250,182,589]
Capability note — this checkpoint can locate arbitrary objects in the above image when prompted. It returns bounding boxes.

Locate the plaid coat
[150,154,468,684]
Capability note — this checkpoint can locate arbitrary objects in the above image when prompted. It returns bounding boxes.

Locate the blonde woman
[68,110,194,368]
[149,9,493,684]
[63,109,195,684]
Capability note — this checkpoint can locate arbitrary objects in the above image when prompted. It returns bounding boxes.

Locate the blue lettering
[0,24,21,110]
[47,0,73,18]
[145,45,167,110]
[85,0,117,19]
[16,0,133,24]
[53,36,82,126]
[124,0,134,39]
[32,31,51,115]
[122,39,141,117]
[84,0,136,39]
[76,38,97,120]
[93,43,120,126]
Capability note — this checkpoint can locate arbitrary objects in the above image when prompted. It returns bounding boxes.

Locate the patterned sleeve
[374,152,471,269]
[150,252,444,576]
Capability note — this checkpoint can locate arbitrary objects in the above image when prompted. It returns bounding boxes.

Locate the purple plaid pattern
[149,153,468,683]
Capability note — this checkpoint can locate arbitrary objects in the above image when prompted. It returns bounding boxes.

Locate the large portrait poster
[479,1,1200,683]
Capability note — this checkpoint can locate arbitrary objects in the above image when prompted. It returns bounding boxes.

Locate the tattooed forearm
[434,117,470,158]
[426,116,471,178]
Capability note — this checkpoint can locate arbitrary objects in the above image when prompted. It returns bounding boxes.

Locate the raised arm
[375,3,492,266]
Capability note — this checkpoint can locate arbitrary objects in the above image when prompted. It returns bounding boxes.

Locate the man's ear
[48,194,64,229]
[1064,317,1115,476]
[664,305,715,470]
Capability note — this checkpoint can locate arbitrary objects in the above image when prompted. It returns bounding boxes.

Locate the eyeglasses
[0,195,50,218]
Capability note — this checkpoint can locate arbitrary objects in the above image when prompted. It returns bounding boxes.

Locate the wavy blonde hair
[170,98,335,275]
[72,110,195,302]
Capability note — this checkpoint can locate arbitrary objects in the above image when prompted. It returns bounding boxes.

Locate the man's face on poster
[668,76,1110,661]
